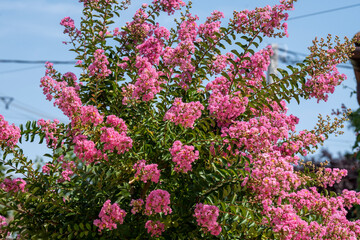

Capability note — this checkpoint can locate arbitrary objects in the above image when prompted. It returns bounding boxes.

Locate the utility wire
[288,3,360,21]
[0,66,44,75]
[0,59,76,64]
[0,91,67,122]
[11,102,66,122]
[277,47,353,69]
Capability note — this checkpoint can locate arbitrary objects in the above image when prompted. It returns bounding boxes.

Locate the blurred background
[1,0,360,160]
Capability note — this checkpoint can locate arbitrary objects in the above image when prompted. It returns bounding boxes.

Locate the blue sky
[1,0,360,159]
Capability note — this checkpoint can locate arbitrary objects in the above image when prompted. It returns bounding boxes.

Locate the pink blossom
[232,1,294,38]
[137,36,164,65]
[40,75,82,120]
[152,0,186,15]
[93,200,126,231]
[130,199,144,214]
[37,119,62,148]
[79,105,104,126]
[0,215,7,228]
[88,49,111,78]
[132,56,166,102]
[154,26,170,40]
[145,220,165,237]
[169,141,199,173]
[61,169,74,182]
[60,17,75,31]
[304,65,346,102]
[163,40,195,74]
[178,14,199,41]
[42,163,53,174]
[121,84,137,105]
[1,178,26,193]
[0,114,20,149]
[164,98,204,129]
[316,167,348,188]
[100,127,133,154]
[133,160,161,183]
[145,189,172,215]
[209,54,229,75]
[198,12,223,40]
[194,203,222,236]
[60,16,81,41]
[120,9,153,42]
[207,76,248,127]
[106,115,128,132]
[73,135,104,164]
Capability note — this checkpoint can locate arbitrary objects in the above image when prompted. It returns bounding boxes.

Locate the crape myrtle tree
[0,0,359,239]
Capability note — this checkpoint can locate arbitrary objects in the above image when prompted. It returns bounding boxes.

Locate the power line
[277,47,353,69]
[11,102,67,122]
[288,3,360,21]
[0,66,44,75]
[0,59,76,64]
[0,91,68,122]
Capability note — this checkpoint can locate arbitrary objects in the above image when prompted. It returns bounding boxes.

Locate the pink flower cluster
[80,0,99,7]
[1,178,26,193]
[198,10,224,40]
[194,203,222,236]
[137,30,169,65]
[0,114,20,149]
[233,0,294,38]
[130,199,144,214]
[60,160,76,182]
[209,54,229,75]
[163,40,195,73]
[316,167,348,188]
[106,115,128,132]
[0,215,7,237]
[62,71,79,85]
[0,215,7,228]
[221,100,298,153]
[121,9,153,42]
[42,156,75,182]
[305,65,346,102]
[60,17,81,43]
[276,130,323,156]
[152,0,186,15]
[78,106,104,127]
[88,49,112,79]
[121,84,137,105]
[93,200,126,231]
[79,0,115,8]
[100,127,133,154]
[132,22,170,66]
[133,160,161,183]
[40,75,82,120]
[40,66,133,164]
[178,14,199,41]
[145,189,172,215]
[60,17,75,32]
[132,56,166,102]
[207,76,248,127]
[73,135,105,164]
[246,152,302,199]
[169,141,199,173]
[263,188,360,239]
[164,98,204,129]
[42,163,53,174]
[238,47,273,91]
[37,119,62,148]
[145,220,165,237]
